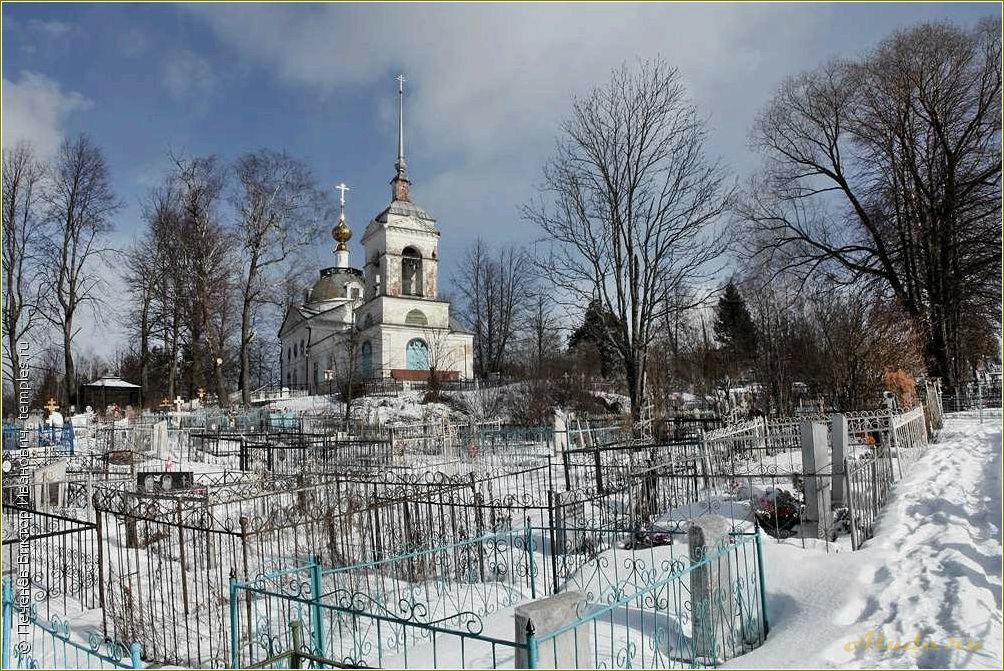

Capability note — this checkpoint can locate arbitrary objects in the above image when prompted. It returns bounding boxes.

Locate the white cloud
[1,72,92,158]
[28,19,73,38]
[162,49,215,100]
[184,2,987,261]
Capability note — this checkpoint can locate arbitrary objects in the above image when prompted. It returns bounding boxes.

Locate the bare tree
[2,142,47,394]
[42,134,120,407]
[119,236,159,406]
[322,323,364,422]
[523,286,561,377]
[743,20,1002,391]
[422,328,462,401]
[524,59,734,425]
[458,238,530,376]
[172,153,234,405]
[145,180,188,402]
[231,150,329,404]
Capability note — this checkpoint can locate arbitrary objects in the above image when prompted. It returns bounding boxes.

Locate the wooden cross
[197,387,206,401]
[44,398,59,414]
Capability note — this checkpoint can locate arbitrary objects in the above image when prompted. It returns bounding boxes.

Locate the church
[278,76,474,392]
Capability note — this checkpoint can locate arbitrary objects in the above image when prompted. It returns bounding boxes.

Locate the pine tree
[713,280,758,375]
[568,299,622,378]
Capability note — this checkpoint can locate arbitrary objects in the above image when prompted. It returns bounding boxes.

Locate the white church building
[279,77,474,392]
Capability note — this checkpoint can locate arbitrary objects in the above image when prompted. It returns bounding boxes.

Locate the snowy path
[730,417,1002,669]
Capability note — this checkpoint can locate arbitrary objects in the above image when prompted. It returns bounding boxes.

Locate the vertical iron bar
[310,557,326,658]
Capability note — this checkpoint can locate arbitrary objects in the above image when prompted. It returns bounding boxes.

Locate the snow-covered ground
[729,416,1002,669]
[15,412,1000,669]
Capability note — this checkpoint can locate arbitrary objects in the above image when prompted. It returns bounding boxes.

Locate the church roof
[82,375,141,389]
[375,199,435,223]
[308,267,364,303]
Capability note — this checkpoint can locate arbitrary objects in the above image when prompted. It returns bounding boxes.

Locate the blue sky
[2,1,999,355]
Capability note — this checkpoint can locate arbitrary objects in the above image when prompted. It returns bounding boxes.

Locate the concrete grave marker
[800,421,832,539]
[515,591,590,668]
[689,514,740,663]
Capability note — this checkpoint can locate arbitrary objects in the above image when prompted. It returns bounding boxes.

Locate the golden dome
[332,216,352,251]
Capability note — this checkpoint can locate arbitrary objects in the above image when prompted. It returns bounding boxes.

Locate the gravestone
[689,514,737,663]
[800,421,832,539]
[553,410,568,453]
[829,414,848,506]
[151,420,169,458]
[550,491,588,555]
[514,591,590,668]
[137,471,194,493]
[33,458,68,510]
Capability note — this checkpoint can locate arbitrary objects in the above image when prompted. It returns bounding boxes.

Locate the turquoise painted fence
[528,530,767,668]
[230,525,768,669]
[2,578,142,669]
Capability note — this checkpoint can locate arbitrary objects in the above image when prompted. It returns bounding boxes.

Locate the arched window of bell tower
[401,247,423,297]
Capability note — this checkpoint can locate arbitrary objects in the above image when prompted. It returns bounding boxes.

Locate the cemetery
[2,4,1001,669]
[1,379,965,669]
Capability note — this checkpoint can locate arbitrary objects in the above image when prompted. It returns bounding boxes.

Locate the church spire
[391,73,411,202]
[333,182,352,268]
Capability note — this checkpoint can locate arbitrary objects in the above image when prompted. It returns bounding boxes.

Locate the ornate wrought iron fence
[529,530,766,669]
[1,505,101,619]
[2,578,142,669]
[231,524,767,669]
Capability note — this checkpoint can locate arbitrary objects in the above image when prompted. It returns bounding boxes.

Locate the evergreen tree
[713,280,758,375]
[568,299,622,378]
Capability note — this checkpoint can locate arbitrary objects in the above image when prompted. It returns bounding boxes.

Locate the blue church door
[406,338,429,370]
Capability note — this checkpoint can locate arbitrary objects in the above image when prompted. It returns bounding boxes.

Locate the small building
[78,375,142,411]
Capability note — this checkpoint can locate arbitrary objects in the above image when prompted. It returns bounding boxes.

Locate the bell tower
[361,73,440,302]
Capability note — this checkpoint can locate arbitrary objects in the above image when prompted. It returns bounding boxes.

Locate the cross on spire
[336,183,350,208]
[391,74,412,202]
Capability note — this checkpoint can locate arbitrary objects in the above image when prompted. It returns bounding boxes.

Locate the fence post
[829,414,848,506]
[978,378,984,424]
[229,569,239,669]
[130,642,142,669]
[547,491,560,595]
[844,459,858,551]
[289,620,304,669]
[3,577,13,669]
[889,415,903,481]
[525,620,539,669]
[593,448,603,492]
[309,557,326,658]
[525,519,537,600]
[754,529,769,637]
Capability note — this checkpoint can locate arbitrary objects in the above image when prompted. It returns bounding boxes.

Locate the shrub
[883,369,917,408]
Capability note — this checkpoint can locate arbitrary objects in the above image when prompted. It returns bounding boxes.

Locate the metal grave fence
[2,578,143,669]
[230,523,767,669]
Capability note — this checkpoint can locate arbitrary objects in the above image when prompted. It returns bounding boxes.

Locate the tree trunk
[214,358,228,408]
[240,294,253,406]
[139,297,150,408]
[63,322,75,409]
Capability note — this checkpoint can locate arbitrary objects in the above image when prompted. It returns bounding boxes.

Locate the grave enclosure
[1,390,946,669]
